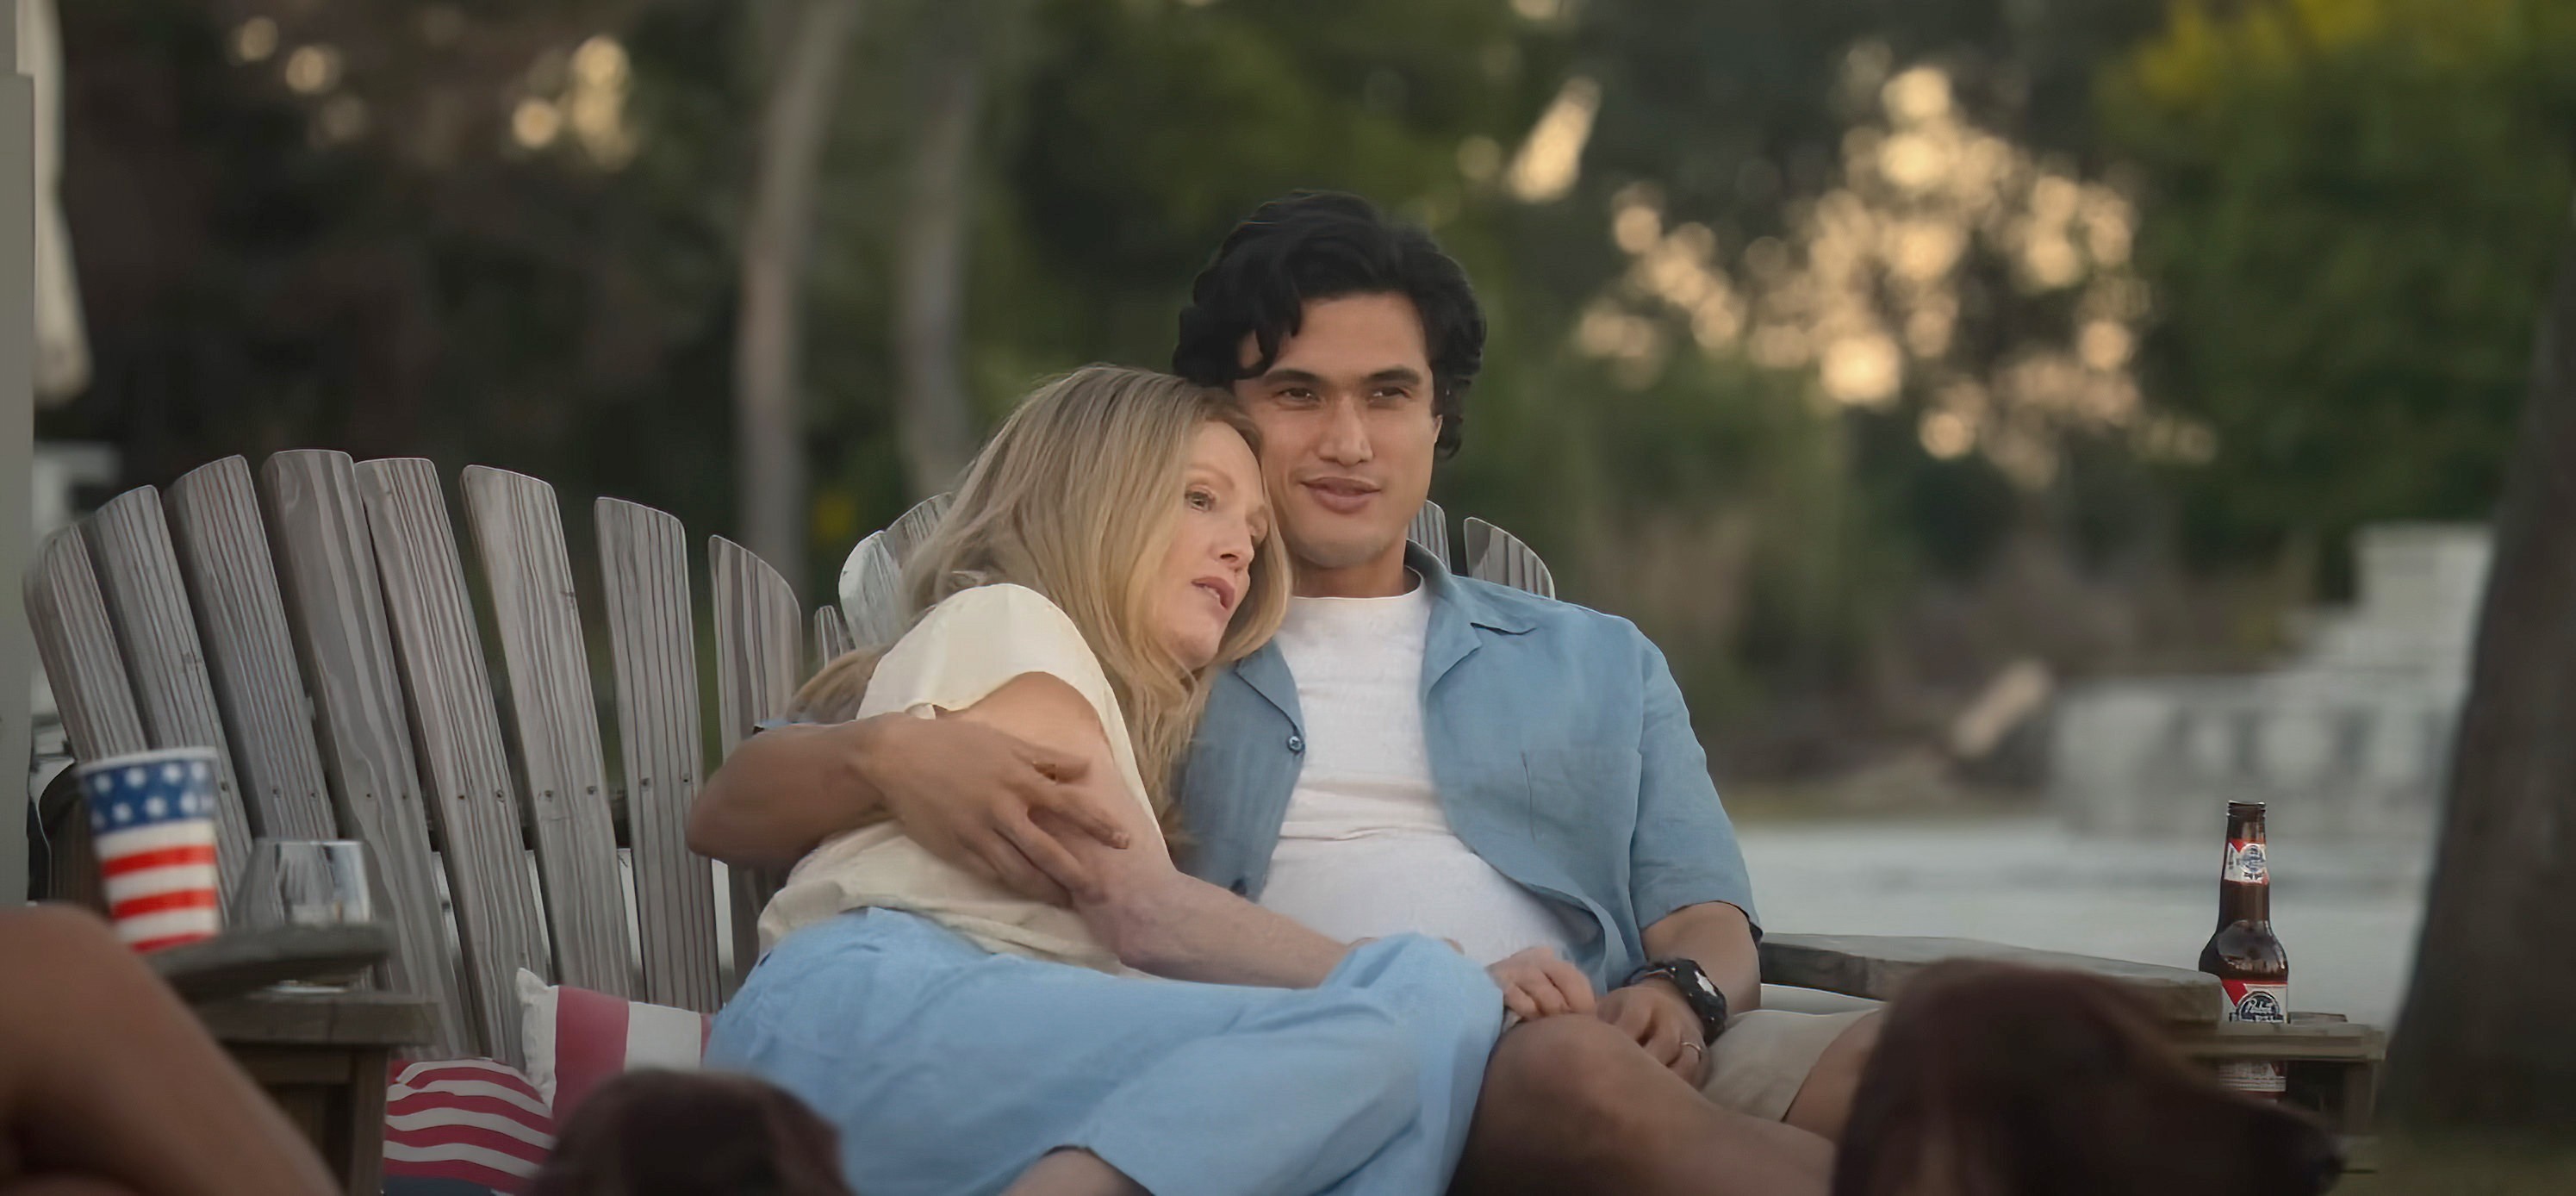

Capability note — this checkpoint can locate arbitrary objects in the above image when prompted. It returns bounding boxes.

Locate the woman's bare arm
[955,674,1355,988]
[686,713,1129,904]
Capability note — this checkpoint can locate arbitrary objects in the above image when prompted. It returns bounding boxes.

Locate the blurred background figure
[1832,960,2344,1196]
[19,0,2576,1187]
[0,905,339,1196]
[529,1071,854,1196]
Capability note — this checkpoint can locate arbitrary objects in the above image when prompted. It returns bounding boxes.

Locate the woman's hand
[1486,947,1596,1020]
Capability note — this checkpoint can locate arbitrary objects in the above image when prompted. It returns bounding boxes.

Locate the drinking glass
[233,838,376,988]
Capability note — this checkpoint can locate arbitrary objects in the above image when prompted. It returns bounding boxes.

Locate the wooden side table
[148,926,436,1194]
[1758,933,2386,1135]
[195,990,435,1195]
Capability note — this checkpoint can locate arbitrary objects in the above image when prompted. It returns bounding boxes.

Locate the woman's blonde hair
[791,365,1291,834]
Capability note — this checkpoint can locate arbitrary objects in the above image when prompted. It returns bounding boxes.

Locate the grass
[2337,1135,2576,1194]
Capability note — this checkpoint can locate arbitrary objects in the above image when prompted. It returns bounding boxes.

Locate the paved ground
[1735,815,2437,1026]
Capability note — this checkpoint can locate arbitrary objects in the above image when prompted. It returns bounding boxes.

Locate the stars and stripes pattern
[83,748,224,952]
[383,1058,556,1193]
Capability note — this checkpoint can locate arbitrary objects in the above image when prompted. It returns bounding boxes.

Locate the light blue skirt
[706,910,1503,1196]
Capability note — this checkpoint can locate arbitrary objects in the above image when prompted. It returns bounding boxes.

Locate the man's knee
[1783,1011,1883,1143]
[1481,1016,1664,1156]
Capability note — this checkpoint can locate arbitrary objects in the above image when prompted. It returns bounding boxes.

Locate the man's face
[1230,292,1439,595]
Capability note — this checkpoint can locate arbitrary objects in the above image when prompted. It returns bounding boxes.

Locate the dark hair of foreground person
[1833,961,2346,1196]
[530,1070,855,1196]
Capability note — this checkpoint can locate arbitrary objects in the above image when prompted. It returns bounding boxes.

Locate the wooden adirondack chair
[22,459,2383,1154]
[23,452,832,1071]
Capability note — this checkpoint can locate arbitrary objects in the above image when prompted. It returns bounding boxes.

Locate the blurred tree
[735,0,864,575]
[1478,0,2179,760]
[66,0,2565,782]
[52,0,745,538]
[2387,210,2576,1129]
[2101,0,2576,580]
[890,0,986,500]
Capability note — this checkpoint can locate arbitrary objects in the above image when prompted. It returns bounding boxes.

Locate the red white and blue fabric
[83,749,223,951]
[383,1058,555,1194]
[516,970,714,1120]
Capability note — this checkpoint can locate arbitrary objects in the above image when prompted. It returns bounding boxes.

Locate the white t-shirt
[758,584,1161,972]
[1255,578,1584,965]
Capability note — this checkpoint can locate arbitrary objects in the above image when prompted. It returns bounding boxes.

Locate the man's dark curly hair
[1172,191,1486,459]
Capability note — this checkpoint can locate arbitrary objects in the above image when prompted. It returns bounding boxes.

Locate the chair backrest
[1461,517,1555,600]
[23,452,810,1066]
[836,493,950,651]
[1408,499,1451,567]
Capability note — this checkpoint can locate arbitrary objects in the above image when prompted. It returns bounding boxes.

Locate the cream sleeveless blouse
[756,584,1166,972]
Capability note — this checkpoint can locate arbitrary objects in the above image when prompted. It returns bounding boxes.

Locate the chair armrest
[1758,932,2224,1025]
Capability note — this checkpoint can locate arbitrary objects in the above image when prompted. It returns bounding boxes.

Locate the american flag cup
[78,746,225,952]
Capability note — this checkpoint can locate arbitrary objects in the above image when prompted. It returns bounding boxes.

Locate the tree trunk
[2384,209,2576,1129]
[891,3,983,500]
[733,0,862,583]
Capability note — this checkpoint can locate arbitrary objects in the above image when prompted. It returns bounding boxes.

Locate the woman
[706,366,1584,1196]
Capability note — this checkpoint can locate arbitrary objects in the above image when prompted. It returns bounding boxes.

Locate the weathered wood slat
[836,493,949,649]
[34,767,103,911]
[1408,499,1450,568]
[596,499,720,1012]
[710,537,804,975]
[149,924,392,1002]
[837,536,906,650]
[165,457,338,842]
[812,606,853,669]
[460,466,633,999]
[83,489,257,900]
[1461,517,1557,600]
[190,990,437,1049]
[2169,1015,2386,1062]
[355,458,547,1067]
[882,492,951,563]
[1758,931,2224,1025]
[264,450,474,1057]
[23,527,147,761]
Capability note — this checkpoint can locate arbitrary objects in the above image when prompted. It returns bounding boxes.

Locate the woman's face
[1154,421,1269,670]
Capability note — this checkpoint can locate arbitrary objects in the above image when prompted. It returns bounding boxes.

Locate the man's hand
[1486,947,1596,1021]
[1597,980,1708,1086]
[866,715,1123,905]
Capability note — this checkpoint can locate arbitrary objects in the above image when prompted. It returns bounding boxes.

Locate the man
[689,192,1876,1193]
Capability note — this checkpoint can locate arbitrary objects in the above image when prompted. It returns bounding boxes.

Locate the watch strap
[1625,958,1730,1042]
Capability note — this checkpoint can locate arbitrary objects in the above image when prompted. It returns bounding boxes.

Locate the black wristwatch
[1624,958,1731,1043]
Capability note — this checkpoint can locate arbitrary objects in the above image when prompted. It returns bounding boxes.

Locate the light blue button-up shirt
[1177,546,1758,989]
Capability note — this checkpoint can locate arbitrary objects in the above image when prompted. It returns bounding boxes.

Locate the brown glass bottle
[2200,800,2290,1097]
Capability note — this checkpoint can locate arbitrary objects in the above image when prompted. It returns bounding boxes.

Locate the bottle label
[2222,838,2268,884]
[2222,979,2287,1023]
[2218,979,2288,1095]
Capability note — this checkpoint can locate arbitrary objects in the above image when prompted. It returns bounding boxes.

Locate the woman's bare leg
[1003,1149,1148,1196]
[0,906,337,1196]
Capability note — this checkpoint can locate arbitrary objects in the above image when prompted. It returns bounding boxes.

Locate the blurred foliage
[2101,0,2576,581]
[37,0,2576,774]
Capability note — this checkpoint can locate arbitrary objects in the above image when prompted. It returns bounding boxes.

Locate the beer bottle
[2200,800,2290,1098]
